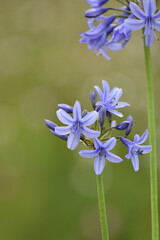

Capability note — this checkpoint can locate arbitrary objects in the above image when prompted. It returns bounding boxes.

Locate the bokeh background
[0,0,160,239]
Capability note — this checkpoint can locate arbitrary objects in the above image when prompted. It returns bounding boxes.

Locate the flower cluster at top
[45,80,152,175]
[80,0,160,60]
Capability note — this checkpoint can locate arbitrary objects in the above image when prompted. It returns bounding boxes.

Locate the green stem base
[143,42,159,240]
[96,174,109,240]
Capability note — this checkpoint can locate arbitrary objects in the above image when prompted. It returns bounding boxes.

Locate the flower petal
[55,125,72,135]
[107,87,122,103]
[103,137,116,150]
[94,155,105,175]
[125,152,131,159]
[67,131,81,150]
[134,134,140,143]
[94,85,104,100]
[115,102,130,109]
[143,0,156,16]
[57,109,74,125]
[136,145,152,154]
[81,126,100,138]
[120,137,132,148]
[102,80,110,100]
[93,137,103,149]
[79,149,98,158]
[129,2,146,20]
[153,10,160,20]
[137,129,148,144]
[73,101,82,121]
[81,111,98,126]
[131,154,139,171]
[97,46,111,60]
[124,19,145,31]
[107,108,123,118]
[105,151,123,163]
[154,20,160,31]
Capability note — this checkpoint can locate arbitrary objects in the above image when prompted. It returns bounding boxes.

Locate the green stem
[96,174,109,240]
[143,42,159,240]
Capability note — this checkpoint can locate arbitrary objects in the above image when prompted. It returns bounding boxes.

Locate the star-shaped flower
[55,101,100,150]
[124,0,160,46]
[95,80,130,117]
[79,137,123,175]
[120,129,152,171]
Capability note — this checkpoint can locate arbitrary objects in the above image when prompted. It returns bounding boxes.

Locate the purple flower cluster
[45,80,151,174]
[80,0,160,59]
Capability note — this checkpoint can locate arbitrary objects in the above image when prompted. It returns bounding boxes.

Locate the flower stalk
[143,40,159,240]
[96,174,109,240]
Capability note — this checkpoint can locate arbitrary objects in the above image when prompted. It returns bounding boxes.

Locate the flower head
[124,0,160,46]
[79,137,123,175]
[120,129,152,171]
[94,80,130,117]
[55,101,100,150]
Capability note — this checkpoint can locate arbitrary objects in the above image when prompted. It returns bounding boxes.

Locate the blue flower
[45,120,68,141]
[79,137,123,175]
[109,23,131,48]
[55,101,100,150]
[94,80,130,117]
[80,15,120,60]
[124,0,160,46]
[120,129,152,171]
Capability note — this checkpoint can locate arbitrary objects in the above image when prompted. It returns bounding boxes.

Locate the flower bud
[85,7,109,18]
[115,121,130,130]
[125,115,133,136]
[111,120,116,128]
[86,0,108,8]
[90,90,97,110]
[82,109,88,118]
[99,107,106,127]
[58,104,73,113]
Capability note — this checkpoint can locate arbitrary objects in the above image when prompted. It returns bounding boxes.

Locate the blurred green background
[0,0,160,239]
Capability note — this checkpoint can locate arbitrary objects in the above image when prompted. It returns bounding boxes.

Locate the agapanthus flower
[94,80,130,117]
[80,15,122,60]
[80,0,160,59]
[120,129,152,171]
[55,101,100,150]
[124,0,160,47]
[79,137,123,175]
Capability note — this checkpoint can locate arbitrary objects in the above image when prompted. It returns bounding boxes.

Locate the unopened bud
[99,107,106,127]
[58,104,73,113]
[82,109,88,118]
[90,90,97,110]
[115,121,130,130]
[125,115,133,136]
[85,7,109,18]
[111,120,116,128]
